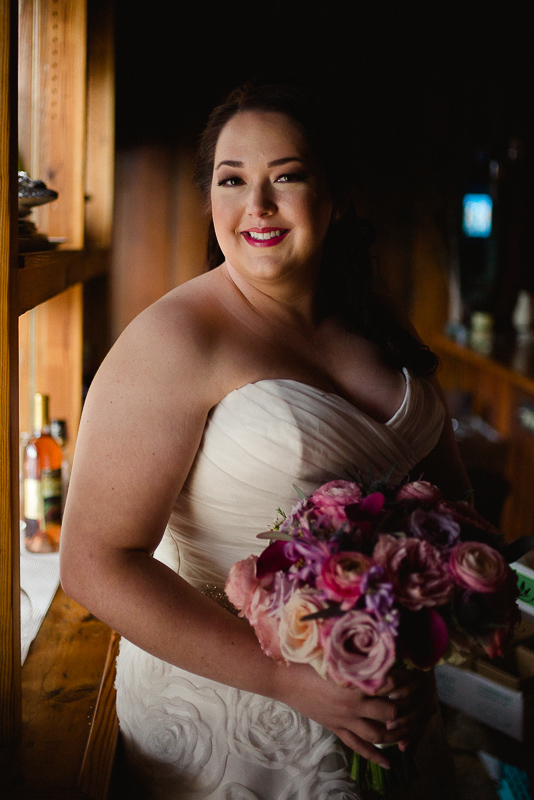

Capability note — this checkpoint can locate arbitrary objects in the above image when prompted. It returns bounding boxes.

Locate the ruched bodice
[153,370,445,586]
[116,370,451,800]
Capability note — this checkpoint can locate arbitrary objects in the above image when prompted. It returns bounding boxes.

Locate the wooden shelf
[430,332,534,397]
[18,249,109,315]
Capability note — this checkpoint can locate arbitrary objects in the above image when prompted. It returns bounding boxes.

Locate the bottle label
[24,469,62,528]
[42,468,62,526]
[24,477,42,521]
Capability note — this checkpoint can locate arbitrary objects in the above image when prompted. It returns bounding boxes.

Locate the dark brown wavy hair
[194,83,438,377]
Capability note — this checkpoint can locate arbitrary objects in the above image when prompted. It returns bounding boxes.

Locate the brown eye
[276,172,306,183]
[217,176,244,187]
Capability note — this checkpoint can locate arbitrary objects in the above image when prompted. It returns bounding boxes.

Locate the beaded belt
[199,583,239,616]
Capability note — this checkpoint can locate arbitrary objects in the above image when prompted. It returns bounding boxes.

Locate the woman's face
[211,111,334,292]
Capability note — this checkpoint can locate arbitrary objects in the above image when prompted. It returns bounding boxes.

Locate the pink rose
[248,584,285,662]
[396,480,443,504]
[316,551,374,610]
[277,590,328,677]
[373,534,454,611]
[322,610,396,693]
[310,480,363,523]
[225,555,260,616]
[449,541,509,593]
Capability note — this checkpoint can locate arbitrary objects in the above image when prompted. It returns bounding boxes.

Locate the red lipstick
[241,227,290,247]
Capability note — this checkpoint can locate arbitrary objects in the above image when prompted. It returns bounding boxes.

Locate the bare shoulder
[94,269,229,409]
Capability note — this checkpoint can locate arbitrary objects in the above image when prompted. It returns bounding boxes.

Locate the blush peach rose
[277,590,327,678]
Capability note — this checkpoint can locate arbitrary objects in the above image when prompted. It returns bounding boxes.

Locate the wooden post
[0,0,22,746]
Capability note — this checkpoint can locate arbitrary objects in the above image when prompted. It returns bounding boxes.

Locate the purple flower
[267,571,297,617]
[283,537,331,586]
[360,565,399,631]
[409,508,461,552]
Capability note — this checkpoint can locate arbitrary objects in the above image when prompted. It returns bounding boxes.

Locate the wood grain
[0,0,22,748]
[78,631,120,799]
[18,587,113,792]
[18,248,109,314]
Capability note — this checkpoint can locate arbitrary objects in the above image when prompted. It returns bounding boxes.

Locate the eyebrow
[215,156,306,170]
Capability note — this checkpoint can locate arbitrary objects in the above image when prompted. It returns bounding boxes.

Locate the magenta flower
[256,539,295,579]
[398,607,449,669]
[345,492,385,533]
[373,533,454,611]
[316,551,373,609]
[321,610,397,693]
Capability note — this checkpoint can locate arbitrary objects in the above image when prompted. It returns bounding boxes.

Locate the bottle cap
[33,393,50,432]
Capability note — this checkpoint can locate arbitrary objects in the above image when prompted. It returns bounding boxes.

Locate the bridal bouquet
[225,475,520,797]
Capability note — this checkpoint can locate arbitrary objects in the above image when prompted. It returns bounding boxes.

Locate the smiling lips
[241,227,290,247]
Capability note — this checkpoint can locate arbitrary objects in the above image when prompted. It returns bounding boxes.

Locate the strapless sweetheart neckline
[225,367,410,429]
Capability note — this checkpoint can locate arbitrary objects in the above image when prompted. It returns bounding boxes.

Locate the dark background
[113,1,533,303]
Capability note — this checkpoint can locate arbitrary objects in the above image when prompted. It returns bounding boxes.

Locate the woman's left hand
[376,668,438,751]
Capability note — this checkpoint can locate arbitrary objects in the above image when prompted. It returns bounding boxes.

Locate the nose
[246,181,277,217]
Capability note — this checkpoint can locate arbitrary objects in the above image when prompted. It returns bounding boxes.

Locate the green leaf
[293,484,309,501]
[256,530,293,541]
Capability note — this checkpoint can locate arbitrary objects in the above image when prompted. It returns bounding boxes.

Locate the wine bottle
[23,394,63,553]
[50,418,71,512]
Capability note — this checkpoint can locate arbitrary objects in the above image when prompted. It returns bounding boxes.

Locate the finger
[358,695,399,725]
[336,728,391,769]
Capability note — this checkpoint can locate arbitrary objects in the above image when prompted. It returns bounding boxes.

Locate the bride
[60,84,469,798]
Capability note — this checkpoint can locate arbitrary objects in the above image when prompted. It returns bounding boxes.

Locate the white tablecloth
[19,524,60,664]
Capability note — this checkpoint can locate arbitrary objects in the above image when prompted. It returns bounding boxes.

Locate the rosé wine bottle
[23,393,62,553]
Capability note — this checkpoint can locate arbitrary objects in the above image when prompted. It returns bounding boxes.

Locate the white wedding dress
[115,371,455,799]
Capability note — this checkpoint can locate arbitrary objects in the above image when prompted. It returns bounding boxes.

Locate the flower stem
[350,746,415,799]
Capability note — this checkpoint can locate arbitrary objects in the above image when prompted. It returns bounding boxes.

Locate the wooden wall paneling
[501,388,534,542]
[26,286,83,449]
[0,0,22,748]
[169,148,209,288]
[85,0,114,248]
[110,146,176,340]
[19,0,87,248]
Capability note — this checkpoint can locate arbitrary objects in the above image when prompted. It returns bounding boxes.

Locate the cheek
[211,199,237,238]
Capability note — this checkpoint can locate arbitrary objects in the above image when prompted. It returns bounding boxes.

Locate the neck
[222,261,320,332]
